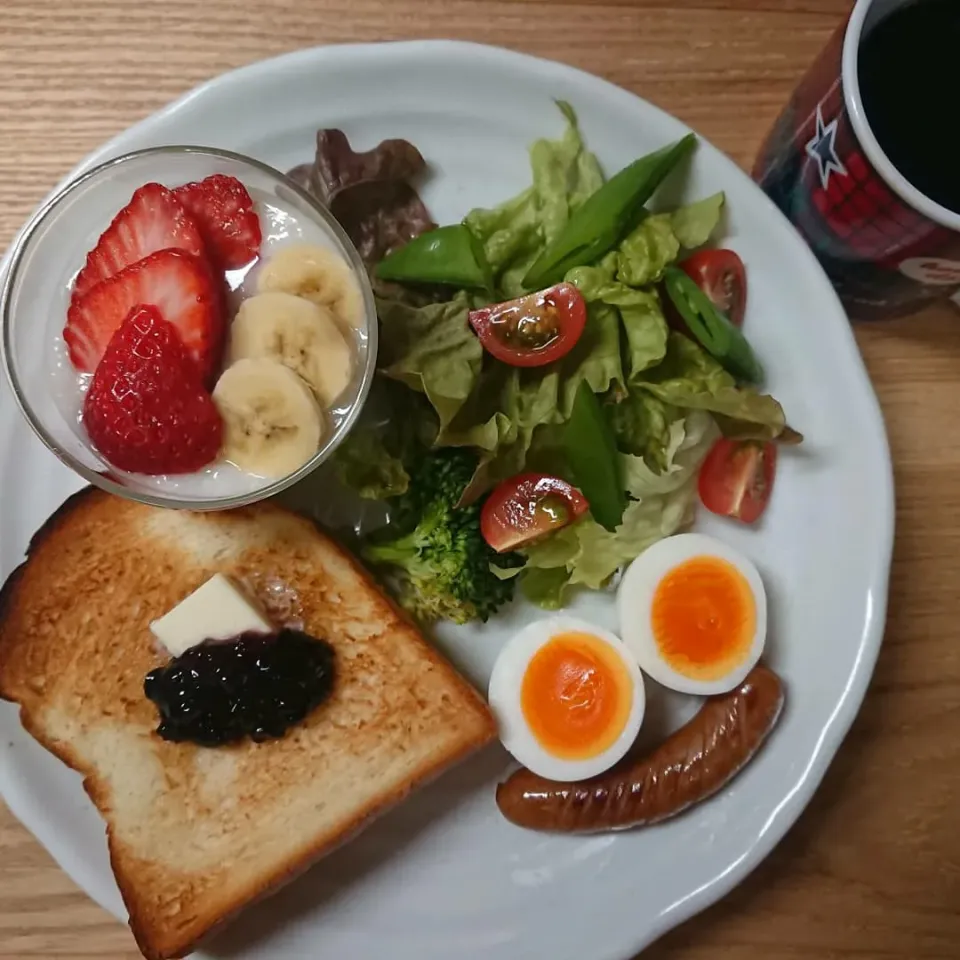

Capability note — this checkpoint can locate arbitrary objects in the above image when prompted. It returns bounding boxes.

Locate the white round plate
[0,41,893,960]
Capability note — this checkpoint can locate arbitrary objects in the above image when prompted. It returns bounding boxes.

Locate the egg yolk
[651,555,755,681]
[520,631,633,760]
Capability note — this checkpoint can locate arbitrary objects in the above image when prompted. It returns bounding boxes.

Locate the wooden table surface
[1,0,959,957]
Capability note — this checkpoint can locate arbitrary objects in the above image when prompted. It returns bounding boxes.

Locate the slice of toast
[0,488,495,960]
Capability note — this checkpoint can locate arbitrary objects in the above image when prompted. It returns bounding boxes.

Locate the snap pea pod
[662,266,763,383]
[376,224,494,292]
[522,134,697,290]
[564,382,627,532]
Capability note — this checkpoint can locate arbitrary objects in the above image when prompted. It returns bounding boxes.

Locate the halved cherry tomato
[481,473,589,553]
[698,438,777,524]
[680,249,747,328]
[468,283,587,368]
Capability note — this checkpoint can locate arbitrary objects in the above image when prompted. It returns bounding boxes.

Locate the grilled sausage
[496,664,784,833]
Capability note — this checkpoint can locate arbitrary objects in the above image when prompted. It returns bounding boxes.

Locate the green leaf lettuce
[465,102,604,297]
[637,332,786,440]
[669,192,725,250]
[566,253,669,381]
[334,428,410,501]
[377,291,481,430]
[613,192,724,287]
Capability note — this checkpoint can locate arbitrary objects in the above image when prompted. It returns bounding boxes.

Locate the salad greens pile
[317,104,791,619]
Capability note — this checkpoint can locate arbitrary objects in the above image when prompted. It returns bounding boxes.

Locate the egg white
[487,614,645,783]
[618,533,767,696]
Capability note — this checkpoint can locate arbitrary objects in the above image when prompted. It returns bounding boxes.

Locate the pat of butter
[150,574,273,658]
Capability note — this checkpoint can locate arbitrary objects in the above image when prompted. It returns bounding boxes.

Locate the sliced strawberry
[72,183,206,300]
[64,248,223,383]
[173,174,262,269]
[83,305,223,475]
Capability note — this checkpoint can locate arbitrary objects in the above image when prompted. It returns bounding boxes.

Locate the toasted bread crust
[0,489,495,959]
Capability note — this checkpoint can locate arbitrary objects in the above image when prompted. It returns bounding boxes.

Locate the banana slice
[212,358,324,478]
[229,291,353,407]
[256,243,365,331]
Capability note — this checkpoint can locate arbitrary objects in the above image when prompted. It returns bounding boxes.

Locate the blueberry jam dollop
[144,628,336,747]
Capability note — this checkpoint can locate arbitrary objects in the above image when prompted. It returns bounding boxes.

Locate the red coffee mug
[753,0,960,321]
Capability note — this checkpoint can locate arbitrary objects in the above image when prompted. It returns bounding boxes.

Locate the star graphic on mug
[805,104,848,190]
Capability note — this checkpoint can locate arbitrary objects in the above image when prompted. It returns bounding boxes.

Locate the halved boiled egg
[487,615,645,782]
[619,532,766,696]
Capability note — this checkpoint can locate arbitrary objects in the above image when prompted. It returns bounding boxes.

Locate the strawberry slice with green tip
[72,183,206,300]
[83,305,223,475]
[64,248,224,383]
[173,174,262,269]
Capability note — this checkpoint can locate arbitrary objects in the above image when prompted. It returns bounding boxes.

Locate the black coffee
[858,0,960,214]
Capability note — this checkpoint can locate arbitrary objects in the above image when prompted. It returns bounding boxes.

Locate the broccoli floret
[362,449,521,625]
